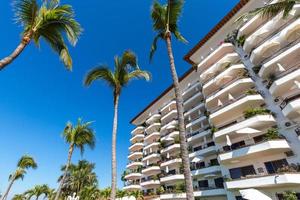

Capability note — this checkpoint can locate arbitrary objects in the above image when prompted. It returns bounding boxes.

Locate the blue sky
[0,0,239,196]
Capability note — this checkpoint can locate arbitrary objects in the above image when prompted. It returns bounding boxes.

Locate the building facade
[124,0,300,199]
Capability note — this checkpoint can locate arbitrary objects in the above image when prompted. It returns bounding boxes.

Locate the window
[196,161,205,169]
[194,145,202,151]
[235,196,246,200]
[214,177,224,188]
[264,159,288,174]
[229,165,256,179]
[198,180,208,189]
[253,134,265,143]
[207,141,215,147]
[210,158,219,166]
[231,141,246,150]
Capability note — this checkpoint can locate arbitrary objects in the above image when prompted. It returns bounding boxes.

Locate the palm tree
[1,155,37,200]
[79,186,101,200]
[236,0,299,24]
[149,1,194,199]
[100,187,111,200]
[116,189,127,199]
[84,50,151,200]
[24,184,51,200]
[0,0,82,71]
[54,119,96,200]
[12,194,25,200]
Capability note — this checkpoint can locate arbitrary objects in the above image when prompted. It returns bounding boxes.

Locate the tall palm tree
[100,187,111,200]
[1,155,37,200]
[149,1,194,199]
[236,0,299,24]
[79,186,101,200]
[54,119,96,200]
[24,184,51,200]
[84,50,151,200]
[0,0,82,71]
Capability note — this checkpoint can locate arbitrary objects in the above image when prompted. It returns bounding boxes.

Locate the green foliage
[24,184,52,200]
[174,182,185,194]
[236,35,246,47]
[264,128,281,140]
[63,118,96,155]
[245,89,259,95]
[283,191,298,200]
[211,126,218,133]
[13,0,82,69]
[130,190,144,200]
[244,107,271,119]
[84,50,151,100]
[150,0,187,61]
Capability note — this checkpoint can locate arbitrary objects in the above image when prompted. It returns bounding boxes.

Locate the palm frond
[168,0,184,27]
[174,30,188,43]
[149,33,163,62]
[84,67,117,89]
[120,50,138,69]
[124,70,151,84]
[13,0,38,28]
[17,155,37,169]
[151,1,167,32]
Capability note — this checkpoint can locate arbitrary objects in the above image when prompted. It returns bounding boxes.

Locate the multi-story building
[124,0,300,199]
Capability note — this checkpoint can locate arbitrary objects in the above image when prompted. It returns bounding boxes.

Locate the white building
[125,0,300,200]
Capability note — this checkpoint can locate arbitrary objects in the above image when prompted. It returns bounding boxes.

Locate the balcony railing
[186,126,210,138]
[190,163,219,171]
[274,62,300,81]
[189,142,215,153]
[280,91,300,109]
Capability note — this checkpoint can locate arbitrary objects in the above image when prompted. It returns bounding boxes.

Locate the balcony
[203,64,246,96]
[161,131,179,142]
[128,151,143,160]
[144,132,160,143]
[161,143,180,154]
[191,165,221,176]
[130,134,144,143]
[145,123,161,134]
[243,6,299,53]
[131,126,144,135]
[161,100,176,115]
[238,11,267,39]
[142,165,161,175]
[197,43,235,72]
[127,161,143,169]
[200,52,240,84]
[161,110,177,124]
[123,184,141,191]
[184,102,205,117]
[129,142,143,151]
[250,17,300,65]
[183,92,202,111]
[281,93,300,120]
[226,173,300,189]
[146,114,161,125]
[214,114,276,143]
[189,144,217,159]
[143,152,160,162]
[269,67,300,97]
[161,120,178,132]
[206,78,254,107]
[194,188,226,197]
[218,139,290,164]
[160,174,184,183]
[209,94,264,126]
[125,172,142,180]
[144,142,160,151]
[187,128,211,142]
[141,179,160,188]
[182,81,201,99]
[161,157,182,167]
[186,115,206,129]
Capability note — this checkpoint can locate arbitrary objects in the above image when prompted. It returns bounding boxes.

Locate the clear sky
[0,0,239,197]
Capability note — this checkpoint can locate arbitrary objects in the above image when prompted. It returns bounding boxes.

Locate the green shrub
[283,191,297,200]
[244,107,271,118]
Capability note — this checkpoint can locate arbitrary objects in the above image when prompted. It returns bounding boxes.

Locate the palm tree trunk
[54,144,74,200]
[1,176,15,200]
[0,34,31,71]
[110,94,119,200]
[165,34,194,200]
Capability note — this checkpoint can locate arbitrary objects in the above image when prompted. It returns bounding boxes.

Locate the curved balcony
[142,165,161,176]
[129,142,143,151]
[131,126,144,135]
[142,152,160,162]
[127,161,143,169]
[141,179,160,188]
[160,173,184,183]
[161,110,177,124]
[183,92,202,111]
[184,102,205,117]
[161,130,179,142]
[123,184,142,191]
[144,142,160,151]
[146,114,161,125]
[218,139,290,164]
[161,120,178,132]
[145,123,161,134]
[209,94,264,126]
[197,43,235,72]
[161,100,176,114]
[191,165,221,177]
[213,114,276,143]
[187,128,211,143]
[186,115,206,129]
[161,143,180,154]
[144,132,160,143]
[128,151,143,160]
[250,18,300,65]
[125,172,142,180]
[281,93,300,121]
[130,133,144,143]
[189,144,217,159]
[182,81,201,100]
[161,157,182,167]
